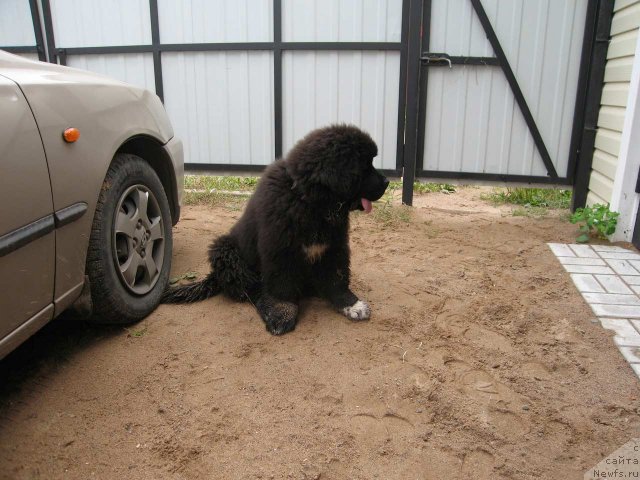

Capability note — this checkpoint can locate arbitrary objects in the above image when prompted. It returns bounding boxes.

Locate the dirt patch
[1,187,639,479]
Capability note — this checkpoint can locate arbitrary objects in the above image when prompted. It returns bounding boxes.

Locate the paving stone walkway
[547,243,640,380]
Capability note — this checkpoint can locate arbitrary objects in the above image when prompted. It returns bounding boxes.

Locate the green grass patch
[371,185,412,225]
[183,176,455,214]
[184,176,456,197]
[184,175,258,192]
[372,203,412,225]
[388,181,456,194]
[183,190,249,210]
[482,187,571,209]
[511,206,553,218]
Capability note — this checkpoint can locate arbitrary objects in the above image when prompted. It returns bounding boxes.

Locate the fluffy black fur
[162,124,389,335]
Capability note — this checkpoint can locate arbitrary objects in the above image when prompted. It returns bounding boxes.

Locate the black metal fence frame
[1,0,613,208]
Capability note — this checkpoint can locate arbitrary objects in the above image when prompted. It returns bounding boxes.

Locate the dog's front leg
[255,292,299,335]
[258,262,302,335]
[313,246,371,322]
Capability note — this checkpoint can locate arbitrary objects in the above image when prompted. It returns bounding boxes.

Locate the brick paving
[548,243,640,380]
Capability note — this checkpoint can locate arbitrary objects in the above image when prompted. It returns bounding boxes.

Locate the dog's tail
[161,272,221,304]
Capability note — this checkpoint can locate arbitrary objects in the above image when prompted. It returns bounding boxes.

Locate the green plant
[569,203,619,243]
[482,187,571,209]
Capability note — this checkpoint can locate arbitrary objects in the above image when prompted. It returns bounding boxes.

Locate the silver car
[0,51,183,359]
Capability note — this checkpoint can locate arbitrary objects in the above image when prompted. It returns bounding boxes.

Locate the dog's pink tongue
[361,198,373,214]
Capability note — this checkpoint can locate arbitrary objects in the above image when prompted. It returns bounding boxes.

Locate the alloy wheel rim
[112,184,165,295]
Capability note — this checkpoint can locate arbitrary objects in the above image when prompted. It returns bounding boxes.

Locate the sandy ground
[1,187,639,480]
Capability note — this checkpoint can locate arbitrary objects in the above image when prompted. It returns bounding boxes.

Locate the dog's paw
[265,319,296,335]
[341,300,371,321]
[257,297,299,335]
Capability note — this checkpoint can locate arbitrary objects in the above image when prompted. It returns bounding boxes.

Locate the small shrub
[569,203,619,243]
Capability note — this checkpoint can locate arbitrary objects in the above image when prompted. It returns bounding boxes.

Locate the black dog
[162,124,389,335]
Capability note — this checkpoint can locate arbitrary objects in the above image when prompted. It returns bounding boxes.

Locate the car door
[0,75,55,349]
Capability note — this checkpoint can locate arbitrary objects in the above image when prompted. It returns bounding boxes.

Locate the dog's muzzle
[352,174,389,213]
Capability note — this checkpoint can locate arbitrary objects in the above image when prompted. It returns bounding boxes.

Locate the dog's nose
[382,177,389,188]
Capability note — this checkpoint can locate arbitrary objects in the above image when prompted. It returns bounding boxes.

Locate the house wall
[587,0,640,206]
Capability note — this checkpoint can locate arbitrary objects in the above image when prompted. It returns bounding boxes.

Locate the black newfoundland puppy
[163,124,389,335]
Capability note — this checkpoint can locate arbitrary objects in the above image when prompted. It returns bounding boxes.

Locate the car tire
[85,153,173,324]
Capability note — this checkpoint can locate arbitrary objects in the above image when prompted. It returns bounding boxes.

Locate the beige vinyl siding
[594,127,622,156]
[616,0,640,11]
[587,0,640,206]
[592,149,619,178]
[601,82,630,105]
[607,29,638,57]
[587,190,610,206]
[588,170,615,200]
[604,57,635,82]
[611,2,640,35]
[598,105,626,130]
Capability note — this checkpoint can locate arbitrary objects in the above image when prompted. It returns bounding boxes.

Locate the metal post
[415,0,431,173]
[273,0,283,160]
[572,0,615,210]
[401,0,424,206]
[28,0,46,61]
[566,0,599,184]
[40,0,57,64]
[393,0,410,175]
[149,0,164,102]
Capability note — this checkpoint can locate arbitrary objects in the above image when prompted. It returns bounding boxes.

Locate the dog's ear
[286,125,378,202]
[290,164,347,204]
[312,156,358,199]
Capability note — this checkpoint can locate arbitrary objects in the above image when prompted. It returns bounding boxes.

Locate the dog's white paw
[342,300,371,321]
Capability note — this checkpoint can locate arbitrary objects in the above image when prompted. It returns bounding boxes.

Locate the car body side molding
[0,215,55,258]
[54,202,87,228]
[0,202,88,258]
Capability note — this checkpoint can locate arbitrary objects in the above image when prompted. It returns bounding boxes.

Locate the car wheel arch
[115,135,180,226]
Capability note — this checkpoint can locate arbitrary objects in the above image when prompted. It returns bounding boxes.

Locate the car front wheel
[86,153,173,324]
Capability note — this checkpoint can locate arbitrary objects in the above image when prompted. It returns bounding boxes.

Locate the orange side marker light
[63,127,80,143]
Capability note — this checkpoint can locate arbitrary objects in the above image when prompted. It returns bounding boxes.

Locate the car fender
[1,54,175,314]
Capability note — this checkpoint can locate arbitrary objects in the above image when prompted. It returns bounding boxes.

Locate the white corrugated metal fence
[0,0,592,184]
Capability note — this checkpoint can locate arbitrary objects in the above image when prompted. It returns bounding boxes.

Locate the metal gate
[402,0,597,203]
[0,0,602,205]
